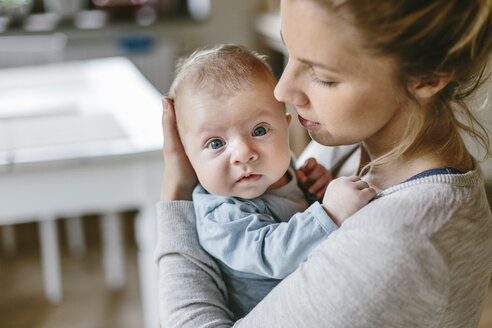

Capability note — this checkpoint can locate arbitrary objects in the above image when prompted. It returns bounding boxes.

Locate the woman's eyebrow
[280,31,344,74]
[299,58,343,74]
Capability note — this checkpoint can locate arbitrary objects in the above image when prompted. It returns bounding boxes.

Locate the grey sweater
[155,167,492,327]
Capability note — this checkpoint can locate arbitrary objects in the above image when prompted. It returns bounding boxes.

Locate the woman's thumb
[161,97,182,154]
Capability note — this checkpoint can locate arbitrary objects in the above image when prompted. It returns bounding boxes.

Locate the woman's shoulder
[351,166,491,232]
[311,167,492,326]
[335,164,492,279]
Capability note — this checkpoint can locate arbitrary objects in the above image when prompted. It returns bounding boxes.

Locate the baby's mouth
[237,174,262,183]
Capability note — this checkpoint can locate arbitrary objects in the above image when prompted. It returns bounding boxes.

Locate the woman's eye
[308,66,337,87]
[252,126,268,137]
[313,76,336,87]
[207,139,224,150]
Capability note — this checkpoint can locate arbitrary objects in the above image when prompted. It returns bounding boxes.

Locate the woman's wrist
[160,181,196,201]
[160,189,193,202]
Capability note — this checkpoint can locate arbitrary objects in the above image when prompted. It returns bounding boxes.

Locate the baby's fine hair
[168,44,274,101]
[314,0,492,162]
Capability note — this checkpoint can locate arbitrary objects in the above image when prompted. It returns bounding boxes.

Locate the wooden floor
[0,213,142,328]
[0,212,491,328]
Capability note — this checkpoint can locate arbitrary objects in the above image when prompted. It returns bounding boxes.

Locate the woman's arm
[156,201,235,327]
[156,199,448,327]
[157,98,234,326]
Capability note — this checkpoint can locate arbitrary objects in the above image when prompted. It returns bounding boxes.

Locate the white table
[0,57,163,328]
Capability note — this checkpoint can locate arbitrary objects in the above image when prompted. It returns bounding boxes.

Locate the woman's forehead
[281,2,360,64]
[280,0,397,78]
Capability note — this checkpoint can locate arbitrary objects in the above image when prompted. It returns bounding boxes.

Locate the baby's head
[169,44,292,199]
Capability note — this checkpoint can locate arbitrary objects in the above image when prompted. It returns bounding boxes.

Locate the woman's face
[275,0,409,149]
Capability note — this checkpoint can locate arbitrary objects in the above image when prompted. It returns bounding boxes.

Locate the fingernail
[162,99,169,111]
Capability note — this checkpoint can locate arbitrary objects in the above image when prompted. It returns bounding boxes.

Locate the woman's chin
[307,129,332,146]
[307,129,354,147]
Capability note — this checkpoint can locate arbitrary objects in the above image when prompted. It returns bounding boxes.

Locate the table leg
[135,205,159,328]
[100,212,126,290]
[1,225,16,256]
[38,219,62,304]
[64,217,86,257]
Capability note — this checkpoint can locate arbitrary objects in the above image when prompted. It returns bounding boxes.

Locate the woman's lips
[298,115,319,129]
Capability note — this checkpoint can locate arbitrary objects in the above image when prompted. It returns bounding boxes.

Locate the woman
[156,0,492,326]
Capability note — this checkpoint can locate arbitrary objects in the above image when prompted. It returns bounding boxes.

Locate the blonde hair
[168,44,274,101]
[313,0,492,168]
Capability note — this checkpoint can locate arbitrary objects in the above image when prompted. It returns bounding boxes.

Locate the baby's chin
[204,185,268,199]
[231,188,268,200]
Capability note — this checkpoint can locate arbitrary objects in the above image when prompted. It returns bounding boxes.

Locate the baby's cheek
[196,165,229,195]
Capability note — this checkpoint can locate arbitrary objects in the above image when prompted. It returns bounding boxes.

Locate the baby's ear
[286,112,292,125]
[408,72,454,99]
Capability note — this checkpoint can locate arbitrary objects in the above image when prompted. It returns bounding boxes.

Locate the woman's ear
[409,72,454,99]
[286,112,292,125]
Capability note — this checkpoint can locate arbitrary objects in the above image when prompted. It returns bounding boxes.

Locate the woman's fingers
[162,97,184,155]
[160,97,198,201]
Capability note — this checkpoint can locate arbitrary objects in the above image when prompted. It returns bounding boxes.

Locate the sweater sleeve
[155,201,235,328]
[156,201,450,328]
[196,199,338,279]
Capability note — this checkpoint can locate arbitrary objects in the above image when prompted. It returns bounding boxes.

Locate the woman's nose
[274,59,309,106]
[231,139,259,165]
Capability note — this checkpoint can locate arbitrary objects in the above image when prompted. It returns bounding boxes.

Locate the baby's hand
[296,158,332,201]
[322,176,376,226]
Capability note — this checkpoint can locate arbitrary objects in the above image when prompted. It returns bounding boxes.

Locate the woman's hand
[160,97,198,201]
[296,157,332,201]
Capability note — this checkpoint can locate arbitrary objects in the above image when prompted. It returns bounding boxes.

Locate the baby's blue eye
[253,126,268,137]
[208,139,224,150]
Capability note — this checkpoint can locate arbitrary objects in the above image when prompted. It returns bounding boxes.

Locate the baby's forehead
[176,87,227,113]
[175,73,282,121]
[176,88,283,127]
[174,90,222,130]
[176,80,247,114]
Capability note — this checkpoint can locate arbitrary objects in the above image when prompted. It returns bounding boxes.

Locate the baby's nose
[231,140,259,164]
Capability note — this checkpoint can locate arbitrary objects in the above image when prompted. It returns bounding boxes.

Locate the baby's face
[177,77,292,199]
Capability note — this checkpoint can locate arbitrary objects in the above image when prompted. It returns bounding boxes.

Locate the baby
[168,44,376,318]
